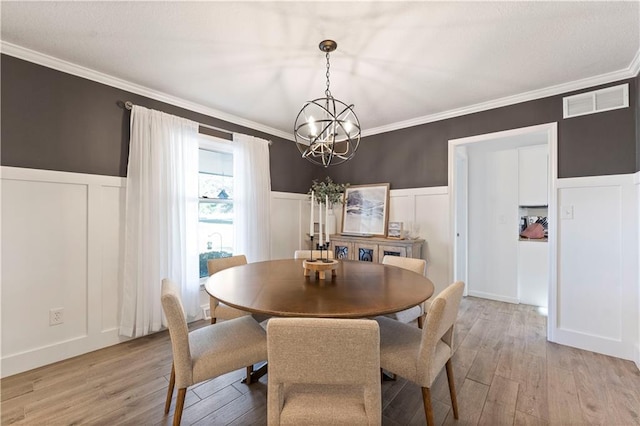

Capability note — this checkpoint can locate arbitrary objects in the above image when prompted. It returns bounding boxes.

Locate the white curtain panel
[233,133,272,262]
[120,106,200,338]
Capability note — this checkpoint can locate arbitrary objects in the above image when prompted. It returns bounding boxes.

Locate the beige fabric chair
[267,318,381,425]
[207,255,250,324]
[375,281,465,426]
[381,255,429,327]
[293,250,334,260]
[161,279,267,426]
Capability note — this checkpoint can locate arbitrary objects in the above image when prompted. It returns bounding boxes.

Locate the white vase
[326,209,337,236]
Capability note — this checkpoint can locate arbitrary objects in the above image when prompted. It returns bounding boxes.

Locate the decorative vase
[326,208,337,236]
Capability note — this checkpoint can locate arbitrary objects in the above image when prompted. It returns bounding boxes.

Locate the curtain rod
[123,101,272,145]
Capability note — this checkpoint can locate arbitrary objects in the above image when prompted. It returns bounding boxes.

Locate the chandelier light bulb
[308,116,317,136]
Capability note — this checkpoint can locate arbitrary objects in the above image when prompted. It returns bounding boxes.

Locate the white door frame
[448,122,558,341]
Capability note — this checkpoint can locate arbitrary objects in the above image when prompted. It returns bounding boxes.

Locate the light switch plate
[561,205,574,220]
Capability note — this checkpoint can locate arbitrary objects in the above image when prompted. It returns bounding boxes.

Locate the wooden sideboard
[329,235,424,263]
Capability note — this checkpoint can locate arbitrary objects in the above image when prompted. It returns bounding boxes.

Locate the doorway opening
[448,123,558,341]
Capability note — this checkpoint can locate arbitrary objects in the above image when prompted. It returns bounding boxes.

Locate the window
[199,147,234,278]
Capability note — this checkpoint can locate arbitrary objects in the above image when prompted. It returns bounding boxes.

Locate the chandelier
[294,40,361,167]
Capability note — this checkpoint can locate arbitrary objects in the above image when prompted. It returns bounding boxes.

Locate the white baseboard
[467,290,519,305]
[1,330,129,378]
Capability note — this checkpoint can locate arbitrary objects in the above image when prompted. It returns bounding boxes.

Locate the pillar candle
[319,199,323,246]
[310,191,314,237]
[325,195,330,243]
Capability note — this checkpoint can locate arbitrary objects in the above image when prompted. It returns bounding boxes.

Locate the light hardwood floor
[2,296,640,425]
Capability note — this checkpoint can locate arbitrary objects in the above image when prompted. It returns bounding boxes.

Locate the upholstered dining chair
[293,249,334,259]
[267,318,381,425]
[207,255,250,324]
[161,279,267,426]
[375,281,465,426]
[381,255,429,327]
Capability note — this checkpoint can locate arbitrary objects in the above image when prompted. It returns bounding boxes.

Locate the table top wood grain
[204,259,434,318]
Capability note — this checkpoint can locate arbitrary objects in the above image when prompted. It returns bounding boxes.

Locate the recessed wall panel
[558,185,622,340]
[1,179,88,355]
[100,185,125,332]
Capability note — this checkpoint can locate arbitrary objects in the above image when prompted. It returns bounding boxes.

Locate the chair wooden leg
[417,314,425,329]
[164,364,176,414]
[211,317,217,324]
[173,388,187,426]
[421,387,435,426]
[445,359,459,419]
[245,364,254,385]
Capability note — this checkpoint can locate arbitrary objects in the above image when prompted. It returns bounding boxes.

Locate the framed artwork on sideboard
[341,183,390,237]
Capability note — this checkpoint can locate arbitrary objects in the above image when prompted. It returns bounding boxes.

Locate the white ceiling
[2,1,639,140]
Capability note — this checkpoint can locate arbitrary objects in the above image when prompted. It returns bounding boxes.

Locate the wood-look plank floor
[2,296,640,425]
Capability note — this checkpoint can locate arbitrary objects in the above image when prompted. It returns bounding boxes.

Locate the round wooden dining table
[204,258,434,319]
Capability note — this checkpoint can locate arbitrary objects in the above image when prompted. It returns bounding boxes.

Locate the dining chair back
[293,249,334,259]
[161,279,267,426]
[376,281,465,426]
[207,255,250,324]
[267,317,381,425]
[381,255,429,327]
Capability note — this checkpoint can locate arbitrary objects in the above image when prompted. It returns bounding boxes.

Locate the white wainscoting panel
[270,192,307,260]
[390,187,450,296]
[1,167,128,377]
[96,185,126,333]
[554,174,638,361]
[4,167,636,375]
[2,178,89,352]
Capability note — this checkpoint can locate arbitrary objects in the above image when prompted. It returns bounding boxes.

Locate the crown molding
[629,48,640,77]
[0,41,295,141]
[3,41,637,141]
[363,49,640,137]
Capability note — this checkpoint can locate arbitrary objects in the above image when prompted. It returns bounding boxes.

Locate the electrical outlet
[49,308,64,326]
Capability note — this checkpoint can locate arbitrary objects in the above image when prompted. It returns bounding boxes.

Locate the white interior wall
[389,187,450,295]
[553,174,639,361]
[467,147,520,302]
[0,168,451,377]
[1,167,128,377]
[3,164,637,376]
[270,192,307,259]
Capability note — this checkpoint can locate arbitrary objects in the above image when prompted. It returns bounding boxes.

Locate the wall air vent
[563,83,628,119]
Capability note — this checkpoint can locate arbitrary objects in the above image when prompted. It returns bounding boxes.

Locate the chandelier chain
[325,52,332,98]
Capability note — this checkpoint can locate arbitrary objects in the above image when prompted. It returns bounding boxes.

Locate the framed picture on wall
[341,183,390,237]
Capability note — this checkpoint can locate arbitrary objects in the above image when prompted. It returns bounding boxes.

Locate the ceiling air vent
[563,83,629,119]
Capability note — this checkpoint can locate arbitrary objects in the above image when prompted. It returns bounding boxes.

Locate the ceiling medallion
[294,40,361,167]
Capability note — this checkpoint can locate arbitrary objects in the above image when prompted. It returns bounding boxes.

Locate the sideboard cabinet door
[378,245,407,262]
[333,241,353,260]
[355,242,378,262]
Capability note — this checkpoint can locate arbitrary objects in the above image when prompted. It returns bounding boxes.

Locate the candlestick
[325,195,330,244]
[319,199,324,246]
[310,191,314,238]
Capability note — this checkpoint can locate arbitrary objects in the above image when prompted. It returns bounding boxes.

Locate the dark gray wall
[330,78,638,188]
[2,54,638,192]
[0,54,316,193]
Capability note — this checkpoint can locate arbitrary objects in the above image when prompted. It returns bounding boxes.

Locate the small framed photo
[387,221,404,239]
